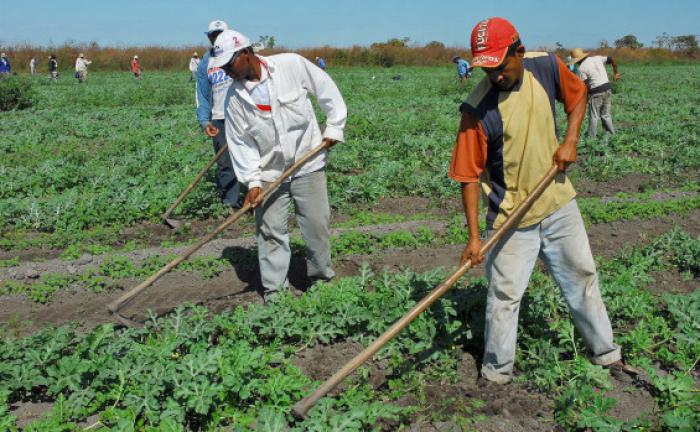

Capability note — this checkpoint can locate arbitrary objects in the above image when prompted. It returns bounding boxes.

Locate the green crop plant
[3,65,698,256]
[1,229,696,430]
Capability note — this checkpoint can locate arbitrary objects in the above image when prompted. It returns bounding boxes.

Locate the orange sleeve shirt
[449,55,586,184]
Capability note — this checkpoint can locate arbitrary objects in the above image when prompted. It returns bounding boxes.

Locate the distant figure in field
[48,55,58,81]
[131,55,142,80]
[75,53,92,83]
[571,48,620,137]
[452,55,471,82]
[189,52,200,81]
[315,56,326,70]
[30,57,37,75]
[0,53,11,76]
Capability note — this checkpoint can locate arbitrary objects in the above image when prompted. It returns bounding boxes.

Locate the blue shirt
[316,57,326,70]
[195,51,234,128]
[456,59,470,77]
[0,58,11,73]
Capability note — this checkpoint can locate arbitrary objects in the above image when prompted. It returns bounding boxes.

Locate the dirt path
[1,209,698,336]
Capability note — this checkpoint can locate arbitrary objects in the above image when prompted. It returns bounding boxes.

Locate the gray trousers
[481,200,620,384]
[211,119,240,207]
[587,89,614,137]
[255,170,334,294]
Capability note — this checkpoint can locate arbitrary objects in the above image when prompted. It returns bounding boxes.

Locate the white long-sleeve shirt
[189,57,200,73]
[75,58,91,72]
[224,53,347,189]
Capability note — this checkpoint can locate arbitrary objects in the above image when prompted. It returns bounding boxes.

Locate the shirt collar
[243,56,271,93]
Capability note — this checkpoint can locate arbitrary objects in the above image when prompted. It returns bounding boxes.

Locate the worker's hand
[553,142,577,172]
[204,123,219,137]
[461,238,484,266]
[613,72,621,81]
[323,138,338,149]
[244,187,262,209]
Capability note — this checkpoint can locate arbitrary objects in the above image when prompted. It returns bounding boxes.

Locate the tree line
[1,33,698,73]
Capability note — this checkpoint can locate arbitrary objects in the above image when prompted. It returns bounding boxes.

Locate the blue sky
[1,0,698,49]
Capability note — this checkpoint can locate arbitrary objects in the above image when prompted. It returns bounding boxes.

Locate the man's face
[482,48,524,90]
[222,49,251,81]
[207,31,222,45]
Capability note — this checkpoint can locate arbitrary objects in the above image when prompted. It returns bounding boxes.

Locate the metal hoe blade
[162,217,184,230]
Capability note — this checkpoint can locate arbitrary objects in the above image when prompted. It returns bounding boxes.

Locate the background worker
[75,53,92,83]
[450,17,636,385]
[571,47,620,137]
[0,53,11,76]
[452,55,471,82]
[315,56,326,70]
[189,52,200,81]
[30,57,37,75]
[195,19,241,209]
[210,29,347,302]
[131,55,142,79]
[48,55,58,81]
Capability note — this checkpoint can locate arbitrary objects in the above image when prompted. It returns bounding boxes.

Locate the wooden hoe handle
[161,144,229,222]
[107,142,329,314]
[292,165,560,418]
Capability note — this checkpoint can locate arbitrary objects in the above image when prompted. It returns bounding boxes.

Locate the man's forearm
[563,90,587,146]
[461,182,481,240]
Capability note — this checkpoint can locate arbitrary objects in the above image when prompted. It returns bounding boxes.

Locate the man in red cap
[450,17,636,384]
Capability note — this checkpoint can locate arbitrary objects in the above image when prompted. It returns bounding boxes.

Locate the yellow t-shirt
[449,52,586,229]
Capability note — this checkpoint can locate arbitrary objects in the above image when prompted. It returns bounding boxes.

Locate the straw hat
[570,48,589,64]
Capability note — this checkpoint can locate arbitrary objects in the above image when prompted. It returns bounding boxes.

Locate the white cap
[206,20,228,34]
[208,29,252,68]
[134,55,139,59]
[79,53,84,57]
[193,51,198,56]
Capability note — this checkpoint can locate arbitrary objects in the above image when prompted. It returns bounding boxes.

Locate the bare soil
[2,210,698,336]
[5,210,694,430]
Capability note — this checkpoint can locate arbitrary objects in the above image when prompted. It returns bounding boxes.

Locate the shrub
[0,75,36,111]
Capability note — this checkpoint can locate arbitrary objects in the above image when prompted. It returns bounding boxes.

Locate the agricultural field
[0,63,699,431]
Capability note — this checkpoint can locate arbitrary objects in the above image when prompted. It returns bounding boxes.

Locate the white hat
[206,20,228,34]
[208,29,252,68]
[134,55,139,59]
[79,53,84,57]
[1,53,5,57]
[193,51,198,56]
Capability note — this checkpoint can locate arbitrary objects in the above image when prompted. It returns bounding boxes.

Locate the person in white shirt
[75,53,92,83]
[571,48,620,137]
[189,52,200,81]
[209,29,347,302]
[30,57,37,75]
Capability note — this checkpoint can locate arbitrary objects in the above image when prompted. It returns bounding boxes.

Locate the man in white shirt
[571,48,620,137]
[189,52,200,81]
[209,29,347,302]
[75,53,92,83]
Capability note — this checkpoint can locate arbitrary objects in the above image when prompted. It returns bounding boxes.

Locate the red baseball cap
[470,17,520,68]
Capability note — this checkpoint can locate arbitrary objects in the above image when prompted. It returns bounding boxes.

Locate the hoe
[292,165,560,418]
[107,141,330,324]
[161,144,228,229]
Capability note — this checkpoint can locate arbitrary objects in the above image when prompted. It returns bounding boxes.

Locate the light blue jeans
[481,199,621,384]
